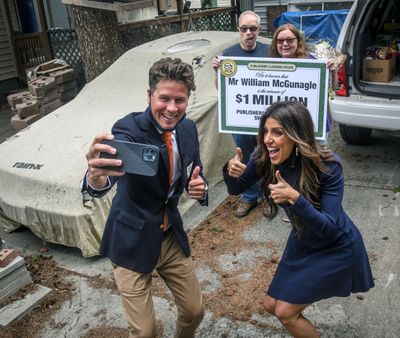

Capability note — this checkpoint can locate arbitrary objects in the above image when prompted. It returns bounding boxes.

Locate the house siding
[0,0,17,82]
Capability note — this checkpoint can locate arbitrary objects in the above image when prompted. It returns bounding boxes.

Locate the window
[289,4,321,12]
[287,1,354,12]
[324,2,353,10]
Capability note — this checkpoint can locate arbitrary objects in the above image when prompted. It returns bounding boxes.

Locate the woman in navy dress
[223,101,374,337]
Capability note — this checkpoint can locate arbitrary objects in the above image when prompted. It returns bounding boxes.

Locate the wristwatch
[202,183,209,200]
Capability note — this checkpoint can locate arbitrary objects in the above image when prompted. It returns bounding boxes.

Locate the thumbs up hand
[191,166,200,180]
[227,147,247,178]
[234,147,243,161]
[268,170,300,205]
[188,166,207,200]
[275,170,287,185]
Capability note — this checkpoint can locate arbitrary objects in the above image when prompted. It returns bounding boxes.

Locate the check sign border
[218,57,328,139]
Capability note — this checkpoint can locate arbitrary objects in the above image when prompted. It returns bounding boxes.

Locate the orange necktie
[164,131,173,184]
[162,131,173,231]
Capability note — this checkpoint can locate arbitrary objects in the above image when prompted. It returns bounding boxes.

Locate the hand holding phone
[100,139,159,176]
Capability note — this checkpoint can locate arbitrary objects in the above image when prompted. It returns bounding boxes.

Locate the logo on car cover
[13,162,43,170]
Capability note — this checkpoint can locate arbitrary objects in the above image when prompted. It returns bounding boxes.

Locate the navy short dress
[223,152,374,304]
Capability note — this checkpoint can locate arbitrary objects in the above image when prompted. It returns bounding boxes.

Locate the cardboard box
[362,57,396,83]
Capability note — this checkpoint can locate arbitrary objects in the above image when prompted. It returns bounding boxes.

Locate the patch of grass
[209,224,224,233]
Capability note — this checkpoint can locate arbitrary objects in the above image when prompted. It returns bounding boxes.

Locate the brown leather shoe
[235,200,258,218]
[261,199,269,218]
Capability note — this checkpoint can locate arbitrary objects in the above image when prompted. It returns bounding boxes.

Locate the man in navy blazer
[82,58,208,338]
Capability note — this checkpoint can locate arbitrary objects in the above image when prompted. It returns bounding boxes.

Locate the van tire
[339,124,372,145]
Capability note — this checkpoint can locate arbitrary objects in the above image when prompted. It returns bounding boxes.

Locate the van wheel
[339,124,372,145]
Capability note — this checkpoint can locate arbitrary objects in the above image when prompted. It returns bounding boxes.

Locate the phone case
[100,139,159,176]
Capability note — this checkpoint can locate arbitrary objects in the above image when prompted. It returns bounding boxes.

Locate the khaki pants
[113,232,204,338]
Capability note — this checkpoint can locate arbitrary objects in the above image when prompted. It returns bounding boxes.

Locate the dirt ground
[0,196,281,337]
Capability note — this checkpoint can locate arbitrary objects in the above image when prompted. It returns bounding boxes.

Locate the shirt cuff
[86,173,111,192]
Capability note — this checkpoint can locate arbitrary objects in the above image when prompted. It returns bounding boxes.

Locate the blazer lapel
[140,108,170,183]
[175,126,188,186]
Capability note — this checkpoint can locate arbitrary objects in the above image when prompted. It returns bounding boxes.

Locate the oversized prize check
[217,56,329,140]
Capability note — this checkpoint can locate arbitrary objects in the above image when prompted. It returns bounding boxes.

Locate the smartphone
[100,139,159,176]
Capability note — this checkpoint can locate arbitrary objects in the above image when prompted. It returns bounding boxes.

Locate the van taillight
[335,63,348,96]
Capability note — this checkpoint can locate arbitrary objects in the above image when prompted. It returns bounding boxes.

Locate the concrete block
[7,91,30,109]
[60,87,79,103]
[40,99,63,116]
[28,76,56,97]
[0,284,51,328]
[22,93,35,103]
[0,256,25,279]
[0,249,18,267]
[32,89,60,105]
[49,68,75,84]
[56,79,77,93]
[11,114,41,131]
[15,99,40,119]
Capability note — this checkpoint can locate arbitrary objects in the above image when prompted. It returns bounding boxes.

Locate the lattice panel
[188,11,234,31]
[121,11,235,50]
[120,23,181,50]
[48,28,86,86]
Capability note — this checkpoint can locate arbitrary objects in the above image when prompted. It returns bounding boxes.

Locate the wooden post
[177,0,184,31]
[156,0,162,15]
[231,0,238,30]
[36,0,53,61]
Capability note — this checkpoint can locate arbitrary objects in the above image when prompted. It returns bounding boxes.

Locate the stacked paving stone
[7,60,78,131]
[28,76,63,116]
[49,68,79,103]
[0,249,51,327]
[0,251,32,303]
[35,61,78,105]
[7,91,41,131]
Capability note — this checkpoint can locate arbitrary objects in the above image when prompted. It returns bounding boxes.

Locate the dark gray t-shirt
[221,42,269,57]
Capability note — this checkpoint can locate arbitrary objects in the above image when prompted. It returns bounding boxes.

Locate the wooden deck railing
[13,32,52,81]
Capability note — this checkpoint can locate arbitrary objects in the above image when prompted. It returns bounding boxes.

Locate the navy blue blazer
[223,152,374,302]
[82,107,208,273]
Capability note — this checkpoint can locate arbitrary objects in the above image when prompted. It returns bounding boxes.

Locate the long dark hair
[256,101,336,233]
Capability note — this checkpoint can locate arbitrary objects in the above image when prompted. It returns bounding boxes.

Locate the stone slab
[0,256,25,279]
[0,271,32,302]
[0,284,51,328]
[37,64,69,77]
[0,265,30,290]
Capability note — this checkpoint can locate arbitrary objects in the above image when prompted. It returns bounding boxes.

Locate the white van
[329,0,400,145]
